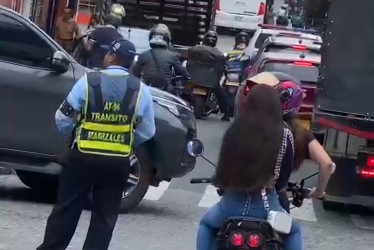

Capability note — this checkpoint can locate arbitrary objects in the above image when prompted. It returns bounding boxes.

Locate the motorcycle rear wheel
[193,95,206,119]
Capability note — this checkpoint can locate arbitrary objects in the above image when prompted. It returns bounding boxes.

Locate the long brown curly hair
[215,84,284,192]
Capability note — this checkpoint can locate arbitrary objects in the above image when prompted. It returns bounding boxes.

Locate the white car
[245,24,322,58]
[214,0,266,32]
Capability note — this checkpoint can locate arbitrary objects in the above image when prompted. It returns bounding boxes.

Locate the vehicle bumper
[215,11,264,31]
[325,157,374,207]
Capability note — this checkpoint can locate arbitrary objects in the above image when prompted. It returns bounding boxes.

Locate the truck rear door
[220,0,264,15]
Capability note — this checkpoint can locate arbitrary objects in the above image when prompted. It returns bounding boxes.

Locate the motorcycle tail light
[248,234,261,247]
[230,232,244,246]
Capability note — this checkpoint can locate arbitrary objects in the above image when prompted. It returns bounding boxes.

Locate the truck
[95,0,217,59]
[314,0,374,210]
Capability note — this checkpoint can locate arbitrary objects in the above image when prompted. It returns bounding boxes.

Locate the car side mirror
[51,51,69,73]
[187,139,204,157]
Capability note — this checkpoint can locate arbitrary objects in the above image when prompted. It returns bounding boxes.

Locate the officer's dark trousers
[37,148,130,250]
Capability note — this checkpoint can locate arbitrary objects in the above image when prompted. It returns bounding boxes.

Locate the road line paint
[198,185,220,208]
[351,214,374,230]
[144,181,171,201]
[290,199,317,222]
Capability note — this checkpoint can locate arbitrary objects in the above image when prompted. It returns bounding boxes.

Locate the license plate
[298,119,311,130]
[226,81,240,86]
[234,16,244,21]
[193,88,207,95]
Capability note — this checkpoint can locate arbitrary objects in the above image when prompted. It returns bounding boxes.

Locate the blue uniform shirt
[55,66,156,147]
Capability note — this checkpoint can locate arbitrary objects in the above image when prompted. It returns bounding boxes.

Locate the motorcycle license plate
[298,119,311,130]
[193,88,207,95]
[226,81,240,87]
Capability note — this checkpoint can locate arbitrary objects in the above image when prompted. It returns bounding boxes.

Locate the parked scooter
[187,139,315,250]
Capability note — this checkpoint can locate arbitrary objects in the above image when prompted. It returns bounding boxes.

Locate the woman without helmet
[196,84,302,250]
[245,72,336,211]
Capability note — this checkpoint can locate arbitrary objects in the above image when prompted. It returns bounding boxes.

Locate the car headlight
[227,73,239,82]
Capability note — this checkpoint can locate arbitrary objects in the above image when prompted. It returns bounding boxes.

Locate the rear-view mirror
[187,139,204,157]
[51,51,69,73]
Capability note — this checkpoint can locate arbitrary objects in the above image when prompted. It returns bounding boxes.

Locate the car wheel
[193,95,206,119]
[16,170,59,193]
[322,200,345,211]
[119,156,149,213]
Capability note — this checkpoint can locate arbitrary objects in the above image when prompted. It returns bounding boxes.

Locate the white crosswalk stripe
[142,183,319,222]
[198,184,220,208]
[143,181,171,201]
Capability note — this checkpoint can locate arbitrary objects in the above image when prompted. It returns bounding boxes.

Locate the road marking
[290,199,317,222]
[351,214,374,230]
[143,181,171,201]
[198,185,220,208]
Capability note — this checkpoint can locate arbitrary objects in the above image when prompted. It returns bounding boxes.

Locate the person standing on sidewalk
[54,8,81,54]
[36,38,156,250]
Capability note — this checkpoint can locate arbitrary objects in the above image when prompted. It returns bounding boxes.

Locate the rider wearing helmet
[247,71,335,212]
[187,30,230,121]
[132,23,189,92]
[222,31,251,118]
[233,31,250,50]
[85,5,125,68]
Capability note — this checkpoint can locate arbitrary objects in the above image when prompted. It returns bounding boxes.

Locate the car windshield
[118,27,150,53]
[260,62,319,82]
[254,33,272,48]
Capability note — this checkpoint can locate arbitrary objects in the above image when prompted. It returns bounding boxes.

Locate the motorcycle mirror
[187,139,204,157]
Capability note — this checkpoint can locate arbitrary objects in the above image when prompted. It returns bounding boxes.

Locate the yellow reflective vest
[74,71,142,157]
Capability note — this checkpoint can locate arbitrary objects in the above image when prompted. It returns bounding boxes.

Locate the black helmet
[149,23,172,48]
[203,30,218,47]
[276,15,289,26]
[104,13,122,27]
[235,31,250,47]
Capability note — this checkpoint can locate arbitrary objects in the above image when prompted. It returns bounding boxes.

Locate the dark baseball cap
[101,38,137,60]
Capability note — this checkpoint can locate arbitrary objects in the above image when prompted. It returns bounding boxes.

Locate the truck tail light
[216,0,220,10]
[258,2,265,15]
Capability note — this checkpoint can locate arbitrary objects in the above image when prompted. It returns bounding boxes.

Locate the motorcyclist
[222,31,250,117]
[84,5,125,68]
[132,23,189,93]
[187,30,230,121]
[246,71,336,212]
[276,4,290,26]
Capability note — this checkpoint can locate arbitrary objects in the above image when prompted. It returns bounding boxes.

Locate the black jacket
[187,45,226,87]
[132,48,189,90]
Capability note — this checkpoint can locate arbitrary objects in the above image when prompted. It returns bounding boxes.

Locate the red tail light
[258,2,265,15]
[367,156,374,167]
[302,86,316,105]
[230,232,244,246]
[248,234,261,247]
[292,45,307,51]
[360,169,374,178]
[216,0,220,11]
[293,61,313,67]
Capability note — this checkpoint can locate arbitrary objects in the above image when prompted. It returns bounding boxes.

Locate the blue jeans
[196,189,302,250]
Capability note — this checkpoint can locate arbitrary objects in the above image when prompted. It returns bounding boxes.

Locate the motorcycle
[187,139,315,250]
[189,83,219,119]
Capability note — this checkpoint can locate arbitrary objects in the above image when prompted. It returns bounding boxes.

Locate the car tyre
[119,156,150,213]
[16,170,59,193]
[193,95,205,119]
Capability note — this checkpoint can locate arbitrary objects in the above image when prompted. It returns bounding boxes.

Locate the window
[260,62,319,83]
[0,14,54,67]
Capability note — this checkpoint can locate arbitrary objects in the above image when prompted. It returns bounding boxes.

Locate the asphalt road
[1,32,374,249]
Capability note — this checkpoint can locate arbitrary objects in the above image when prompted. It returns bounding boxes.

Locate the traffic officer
[37,38,156,250]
